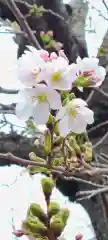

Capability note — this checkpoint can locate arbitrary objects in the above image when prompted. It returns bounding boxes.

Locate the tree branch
[6,0,41,49]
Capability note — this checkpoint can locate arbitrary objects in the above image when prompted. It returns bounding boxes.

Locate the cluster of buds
[13,177,69,240]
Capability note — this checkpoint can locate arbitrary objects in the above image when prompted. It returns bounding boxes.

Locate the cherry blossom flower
[75,56,106,88]
[17,46,48,87]
[42,56,77,90]
[56,98,94,137]
[16,84,62,125]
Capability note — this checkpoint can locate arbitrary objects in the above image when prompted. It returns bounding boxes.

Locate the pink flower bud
[39,49,49,62]
[12,230,24,237]
[40,31,45,36]
[47,30,53,36]
[50,52,58,60]
[75,233,83,240]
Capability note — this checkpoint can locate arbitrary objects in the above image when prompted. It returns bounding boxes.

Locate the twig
[1,152,108,178]
[93,87,108,99]
[86,90,95,104]
[102,0,108,13]
[0,87,18,94]
[88,120,108,134]
[77,186,108,200]
[93,131,108,149]
[63,176,104,188]
[6,0,41,49]
[15,0,68,23]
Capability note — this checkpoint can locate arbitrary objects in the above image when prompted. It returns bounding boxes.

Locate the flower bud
[52,157,64,167]
[69,93,76,100]
[59,208,69,225]
[47,30,53,37]
[12,230,24,237]
[69,137,81,155]
[53,122,60,136]
[76,75,91,87]
[47,114,54,124]
[84,142,92,162]
[41,177,55,198]
[22,218,47,235]
[44,130,52,155]
[75,233,83,240]
[29,203,47,222]
[50,217,65,236]
[29,152,45,163]
[48,202,60,218]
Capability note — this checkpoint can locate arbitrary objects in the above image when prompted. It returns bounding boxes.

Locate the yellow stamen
[32,94,47,103]
[51,71,61,82]
[38,94,47,103]
[66,102,77,117]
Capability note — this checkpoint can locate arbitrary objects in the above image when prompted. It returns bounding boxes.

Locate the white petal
[47,89,62,109]
[79,107,94,125]
[33,101,50,125]
[17,88,37,103]
[77,57,99,72]
[63,63,77,85]
[68,115,87,134]
[58,116,70,137]
[72,98,87,107]
[16,102,34,120]
[56,107,66,121]
[95,66,106,81]
[51,78,72,91]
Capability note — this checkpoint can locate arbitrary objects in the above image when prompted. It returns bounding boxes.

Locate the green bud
[84,142,92,162]
[29,152,45,163]
[75,75,91,87]
[41,177,55,198]
[53,123,60,136]
[48,114,54,124]
[52,157,64,167]
[69,137,81,155]
[50,217,65,236]
[62,97,70,106]
[26,119,37,129]
[60,208,69,225]
[22,217,47,235]
[69,93,76,100]
[48,202,60,218]
[44,130,52,155]
[29,203,47,222]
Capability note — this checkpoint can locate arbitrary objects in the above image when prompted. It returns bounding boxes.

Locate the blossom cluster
[16,46,106,137]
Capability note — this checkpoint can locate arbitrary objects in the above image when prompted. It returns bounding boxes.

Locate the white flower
[42,57,77,91]
[16,84,62,125]
[56,98,94,137]
[76,56,106,88]
[17,46,48,87]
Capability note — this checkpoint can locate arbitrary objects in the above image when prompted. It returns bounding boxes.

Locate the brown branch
[6,0,41,49]
[15,0,68,23]
[1,152,108,178]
